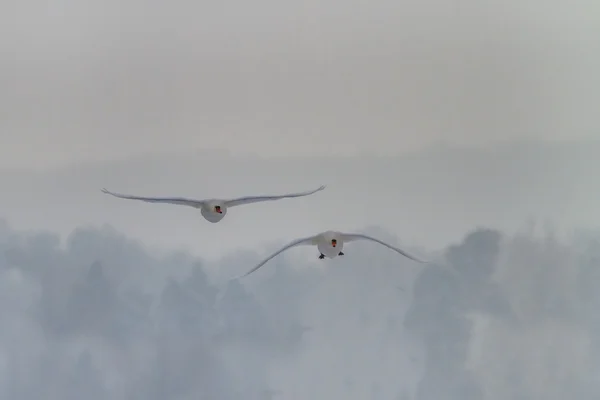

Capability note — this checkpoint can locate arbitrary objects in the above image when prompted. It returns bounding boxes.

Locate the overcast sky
[1,4,600,396]
[1,0,599,169]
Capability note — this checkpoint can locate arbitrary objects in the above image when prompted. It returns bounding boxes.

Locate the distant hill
[1,139,598,260]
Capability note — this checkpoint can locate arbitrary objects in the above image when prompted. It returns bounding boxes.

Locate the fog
[0,139,599,259]
[1,0,599,168]
[1,215,599,399]
[2,0,600,396]
[2,140,598,398]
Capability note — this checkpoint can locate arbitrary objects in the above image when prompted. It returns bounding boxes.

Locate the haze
[2,0,600,398]
[1,0,599,168]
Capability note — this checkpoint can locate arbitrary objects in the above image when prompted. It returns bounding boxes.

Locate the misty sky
[1,0,599,169]
[2,2,600,397]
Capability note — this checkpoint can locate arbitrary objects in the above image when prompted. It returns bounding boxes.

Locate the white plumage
[232,230,428,279]
[101,185,325,223]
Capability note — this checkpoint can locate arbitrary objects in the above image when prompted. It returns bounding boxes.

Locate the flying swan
[101,185,326,223]
[233,230,428,279]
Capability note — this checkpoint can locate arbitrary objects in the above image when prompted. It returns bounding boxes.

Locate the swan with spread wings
[233,230,428,279]
[101,185,326,223]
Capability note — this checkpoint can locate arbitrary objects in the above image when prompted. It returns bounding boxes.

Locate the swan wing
[223,185,326,207]
[340,233,428,263]
[231,235,318,279]
[101,188,205,208]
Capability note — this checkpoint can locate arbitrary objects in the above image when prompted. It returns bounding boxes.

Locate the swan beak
[331,240,337,247]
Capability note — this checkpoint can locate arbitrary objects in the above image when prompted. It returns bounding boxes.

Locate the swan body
[233,230,428,279]
[101,185,325,223]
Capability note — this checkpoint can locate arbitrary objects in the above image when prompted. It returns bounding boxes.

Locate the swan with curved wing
[232,230,428,279]
[101,185,325,223]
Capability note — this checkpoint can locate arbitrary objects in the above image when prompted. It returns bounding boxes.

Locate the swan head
[320,231,341,244]
[200,202,227,223]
